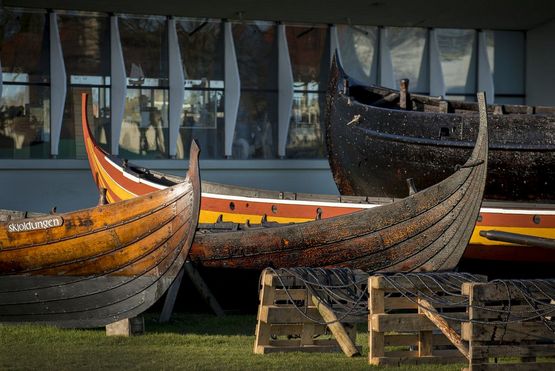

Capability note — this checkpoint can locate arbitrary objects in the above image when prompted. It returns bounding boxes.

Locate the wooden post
[463,283,489,369]
[254,269,276,354]
[399,78,411,110]
[417,300,433,357]
[311,294,360,357]
[369,276,385,365]
[159,268,185,323]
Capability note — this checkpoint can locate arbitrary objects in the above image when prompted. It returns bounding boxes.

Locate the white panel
[329,24,342,65]
[378,28,395,88]
[478,31,494,104]
[110,15,127,155]
[224,22,240,158]
[168,18,185,159]
[49,12,67,157]
[277,24,294,159]
[428,29,446,97]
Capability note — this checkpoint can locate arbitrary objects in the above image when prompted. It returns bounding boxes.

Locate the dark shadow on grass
[144,313,256,336]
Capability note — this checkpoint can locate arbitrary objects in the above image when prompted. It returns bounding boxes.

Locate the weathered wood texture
[0,93,202,328]
[368,274,487,367]
[106,316,145,336]
[462,281,555,370]
[254,269,366,356]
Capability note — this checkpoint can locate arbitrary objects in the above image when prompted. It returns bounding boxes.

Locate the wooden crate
[254,268,367,355]
[462,281,555,371]
[369,273,487,366]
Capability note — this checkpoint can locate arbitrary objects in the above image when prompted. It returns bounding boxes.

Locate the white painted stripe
[102,155,555,216]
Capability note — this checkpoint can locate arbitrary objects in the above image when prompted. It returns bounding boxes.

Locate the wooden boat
[325,55,555,202]
[82,95,555,264]
[83,92,488,271]
[0,142,201,328]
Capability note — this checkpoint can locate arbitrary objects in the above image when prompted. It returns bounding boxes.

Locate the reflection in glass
[286,25,328,158]
[387,27,428,93]
[0,85,50,158]
[1,9,50,158]
[119,15,169,158]
[233,22,278,159]
[121,88,168,159]
[1,9,49,84]
[437,29,477,97]
[58,12,111,158]
[337,25,377,84]
[176,19,225,159]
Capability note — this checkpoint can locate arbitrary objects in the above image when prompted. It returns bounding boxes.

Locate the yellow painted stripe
[470,226,555,245]
[90,146,137,201]
[198,210,312,224]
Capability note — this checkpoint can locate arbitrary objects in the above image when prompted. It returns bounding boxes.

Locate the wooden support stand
[254,268,367,356]
[106,316,145,336]
[368,274,487,366]
[159,261,225,323]
[462,281,555,371]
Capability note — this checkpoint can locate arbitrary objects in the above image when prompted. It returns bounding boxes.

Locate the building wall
[0,160,338,212]
[526,19,555,106]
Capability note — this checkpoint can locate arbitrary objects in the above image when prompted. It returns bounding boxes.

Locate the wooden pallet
[462,281,555,371]
[368,274,487,366]
[254,268,367,356]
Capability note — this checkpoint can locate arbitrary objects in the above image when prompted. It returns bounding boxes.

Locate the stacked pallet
[253,268,367,355]
[368,273,486,366]
[462,281,555,370]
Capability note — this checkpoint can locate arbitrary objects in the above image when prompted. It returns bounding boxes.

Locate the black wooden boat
[0,143,201,328]
[190,92,488,271]
[325,55,555,201]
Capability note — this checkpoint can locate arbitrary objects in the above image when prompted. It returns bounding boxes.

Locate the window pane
[337,25,377,84]
[492,31,524,96]
[387,27,428,93]
[120,88,168,159]
[233,22,277,89]
[119,16,168,87]
[234,92,277,159]
[437,29,477,96]
[0,84,50,158]
[286,91,325,158]
[178,89,224,159]
[1,9,49,84]
[58,13,111,159]
[177,19,224,85]
[287,26,329,90]
[176,19,225,159]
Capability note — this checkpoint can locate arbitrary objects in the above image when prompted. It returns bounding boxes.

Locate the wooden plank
[372,313,437,332]
[385,333,454,347]
[372,355,466,366]
[418,297,469,359]
[372,274,486,291]
[274,288,309,302]
[472,344,555,358]
[462,322,555,342]
[469,305,541,320]
[384,296,418,309]
[463,282,555,301]
[265,306,322,324]
[258,344,342,354]
[300,322,316,346]
[311,294,360,357]
[183,261,225,317]
[385,349,464,359]
[268,323,327,336]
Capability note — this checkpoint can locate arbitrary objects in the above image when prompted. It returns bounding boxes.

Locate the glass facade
[176,19,225,159]
[58,12,111,158]
[0,8,528,160]
[286,25,328,158]
[119,15,169,159]
[0,9,50,159]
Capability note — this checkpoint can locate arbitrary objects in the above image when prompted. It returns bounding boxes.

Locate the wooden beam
[418,297,469,359]
[159,267,185,323]
[311,294,360,357]
[184,261,225,317]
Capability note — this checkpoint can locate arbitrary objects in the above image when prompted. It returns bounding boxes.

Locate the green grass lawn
[0,313,464,371]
